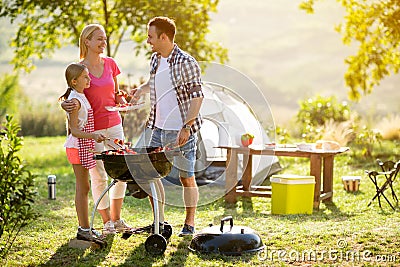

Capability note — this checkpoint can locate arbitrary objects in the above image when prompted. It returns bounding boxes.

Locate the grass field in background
[2,136,399,266]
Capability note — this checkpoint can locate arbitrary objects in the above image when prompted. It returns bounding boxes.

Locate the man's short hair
[148,16,176,41]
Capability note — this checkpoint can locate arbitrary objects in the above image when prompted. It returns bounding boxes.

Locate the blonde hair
[58,63,87,102]
[79,24,105,59]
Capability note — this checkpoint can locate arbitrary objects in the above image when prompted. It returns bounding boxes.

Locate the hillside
[0,0,399,126]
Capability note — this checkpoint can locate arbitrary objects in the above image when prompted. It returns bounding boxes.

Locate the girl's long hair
[58,63,87,136]
[58,63,87,102]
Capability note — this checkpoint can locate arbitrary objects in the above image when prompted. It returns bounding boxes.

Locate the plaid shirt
[147,44,204,134]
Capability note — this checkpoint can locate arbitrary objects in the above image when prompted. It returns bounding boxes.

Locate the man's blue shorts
[150,127,197,178]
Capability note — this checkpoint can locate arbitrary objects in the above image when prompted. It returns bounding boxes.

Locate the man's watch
[182,124,191,131]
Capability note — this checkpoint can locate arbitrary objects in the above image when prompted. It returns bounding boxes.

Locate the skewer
[89,149,102,154]
[105,137,125,149]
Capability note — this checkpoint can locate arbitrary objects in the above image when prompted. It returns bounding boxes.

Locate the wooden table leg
[322,155,334,202]
[225,148,238,203]
[310,155,322,209]
[242,154,253,191]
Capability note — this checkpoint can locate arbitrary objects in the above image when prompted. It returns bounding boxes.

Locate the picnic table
[219,145,349,209]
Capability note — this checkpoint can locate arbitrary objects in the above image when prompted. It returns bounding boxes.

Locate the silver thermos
[47,175,56,200]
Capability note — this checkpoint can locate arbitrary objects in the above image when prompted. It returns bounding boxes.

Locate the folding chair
[377,159,399,203]
[365,160,399,210]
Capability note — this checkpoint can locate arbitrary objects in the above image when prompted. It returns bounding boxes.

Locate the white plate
[105,102,145,112]
[264,144,276,149]
[316,148,340,153]
[296,143,315,151]
[297,148,340,153]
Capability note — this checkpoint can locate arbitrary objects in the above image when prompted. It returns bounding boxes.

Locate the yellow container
[271,174,315,215]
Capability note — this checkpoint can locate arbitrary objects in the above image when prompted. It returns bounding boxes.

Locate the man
[131,16,203,236]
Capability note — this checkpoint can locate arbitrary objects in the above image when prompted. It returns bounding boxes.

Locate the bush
[296,95,352,142]
[0,115,38,258]
[19,103,66,137]
[352,125,382,158]
[320,119,355,146]
[0,74,22,118]
[375,114,400,141]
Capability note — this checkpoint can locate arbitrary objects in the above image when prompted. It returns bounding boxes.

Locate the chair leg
[377,185,395,210]
[367,172,395,210]
[388,181,398,203]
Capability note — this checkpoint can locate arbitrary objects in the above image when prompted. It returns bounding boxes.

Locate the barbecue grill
[90,146,178,255]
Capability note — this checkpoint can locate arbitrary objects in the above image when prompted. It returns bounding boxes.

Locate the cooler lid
[271,174,315,184]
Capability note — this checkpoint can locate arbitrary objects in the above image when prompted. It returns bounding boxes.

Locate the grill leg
[149,181,161,235]
[90,179,118,234]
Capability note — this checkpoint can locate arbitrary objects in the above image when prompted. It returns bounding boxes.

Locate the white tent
[135,82,281,186]
[194,82,281,185]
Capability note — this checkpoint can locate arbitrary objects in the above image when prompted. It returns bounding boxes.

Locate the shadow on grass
[219,197,360,223]
[118,242,159,267]
[165,236,254,266]
[38,235,114,267]
[118,233,254,266]
[118,235,190,267]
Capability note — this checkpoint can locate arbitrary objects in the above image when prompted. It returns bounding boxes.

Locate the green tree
[0,0,228,72]
[300,0,400,101]
[0,74,21,118]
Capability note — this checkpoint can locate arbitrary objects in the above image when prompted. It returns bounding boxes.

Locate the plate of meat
[105,102,145,112]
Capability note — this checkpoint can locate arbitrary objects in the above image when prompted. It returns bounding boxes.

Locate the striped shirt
[147,44,204,134]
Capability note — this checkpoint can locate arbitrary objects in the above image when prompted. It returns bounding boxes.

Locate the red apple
[241,133,254,147]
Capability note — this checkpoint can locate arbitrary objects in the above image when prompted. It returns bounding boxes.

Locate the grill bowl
[94,147,178,183]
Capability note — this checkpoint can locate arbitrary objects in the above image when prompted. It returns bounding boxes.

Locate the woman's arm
[68,99,105,142]
[114,76,126,104]
[61,99,79,113]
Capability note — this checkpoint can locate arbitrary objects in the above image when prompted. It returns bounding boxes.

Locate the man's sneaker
[77,227,104,242]
[103,220,116,235]
[113,219,132,233]
[178,224,195,237]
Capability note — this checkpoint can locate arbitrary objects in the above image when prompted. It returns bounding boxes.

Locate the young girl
[59,63,106,242]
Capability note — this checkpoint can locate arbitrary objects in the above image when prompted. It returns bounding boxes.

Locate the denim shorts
[150,127,197,178]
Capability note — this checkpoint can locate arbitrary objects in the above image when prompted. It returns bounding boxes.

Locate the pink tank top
[84,57,122,131]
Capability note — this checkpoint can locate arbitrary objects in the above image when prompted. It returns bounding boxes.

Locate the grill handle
[93,154,104,160]
[220,215,233,232]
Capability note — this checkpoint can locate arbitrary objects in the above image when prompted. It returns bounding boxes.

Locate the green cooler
[271,174,315,215]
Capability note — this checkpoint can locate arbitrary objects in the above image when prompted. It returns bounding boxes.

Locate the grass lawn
[2,136,399,267]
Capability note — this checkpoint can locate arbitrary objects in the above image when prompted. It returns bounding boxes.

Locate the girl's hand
[93,133,106,143]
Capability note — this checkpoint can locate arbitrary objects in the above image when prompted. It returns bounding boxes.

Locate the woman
[62,24,131,234]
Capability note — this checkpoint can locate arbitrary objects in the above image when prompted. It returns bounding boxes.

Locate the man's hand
[129,87,142,103]
[61,99,79,113]
[129,80,150,103]
[177,128,190,147]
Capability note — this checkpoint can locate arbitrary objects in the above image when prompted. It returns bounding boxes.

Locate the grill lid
[189,216,264,255]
